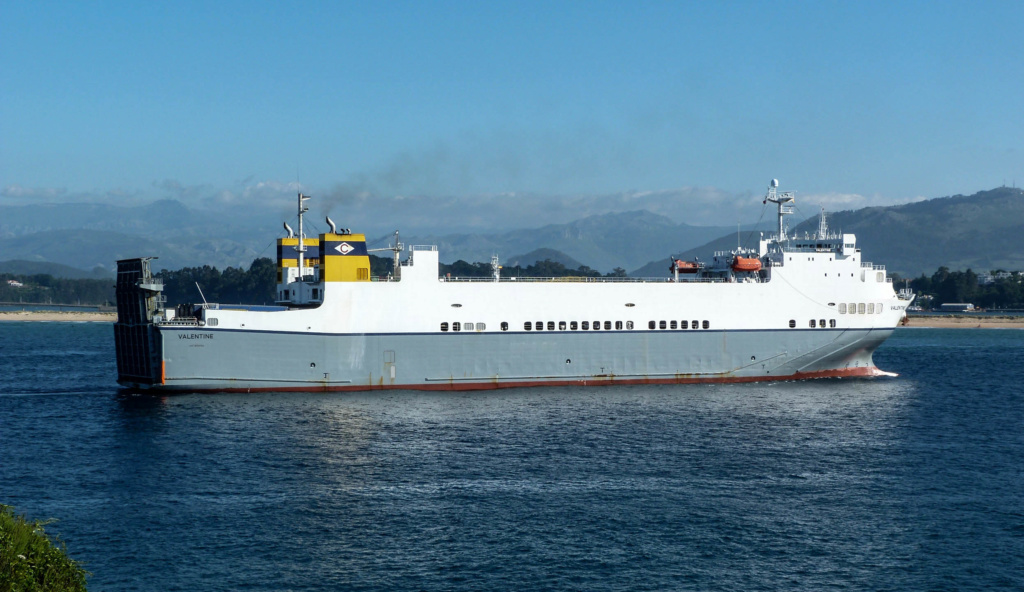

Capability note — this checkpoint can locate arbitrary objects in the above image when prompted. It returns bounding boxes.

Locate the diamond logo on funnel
[336,242,354,255]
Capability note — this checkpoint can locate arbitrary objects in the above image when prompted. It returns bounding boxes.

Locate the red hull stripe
[151,366,895,394]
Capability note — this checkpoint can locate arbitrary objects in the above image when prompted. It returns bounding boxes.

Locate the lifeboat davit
[671,259,700,273]
[731,256,762,272]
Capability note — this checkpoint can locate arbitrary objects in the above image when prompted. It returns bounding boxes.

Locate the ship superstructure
[114,180,913,392]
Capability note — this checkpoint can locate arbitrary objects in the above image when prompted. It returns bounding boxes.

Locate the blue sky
[2,0,1023,228]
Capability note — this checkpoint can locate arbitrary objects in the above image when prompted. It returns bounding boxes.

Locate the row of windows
[525,320,633,331]
[839,302,883,314]
[788,319,837,328]
[440,322,488,332]
[439,320,718,332]
[648,320,710,330]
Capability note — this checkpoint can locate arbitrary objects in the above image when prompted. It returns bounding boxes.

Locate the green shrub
[0,505,88,591]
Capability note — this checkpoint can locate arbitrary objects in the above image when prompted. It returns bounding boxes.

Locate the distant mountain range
[3,186,1023,279]
[629,187,1024,278]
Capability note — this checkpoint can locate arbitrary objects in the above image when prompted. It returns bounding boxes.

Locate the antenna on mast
[295,191,311,277]
[764,178,795,242]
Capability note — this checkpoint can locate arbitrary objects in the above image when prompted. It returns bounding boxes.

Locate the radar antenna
[763,178,795,242]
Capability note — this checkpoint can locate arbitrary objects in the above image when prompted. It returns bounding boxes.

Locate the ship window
[703,320,709,329]
[453,322,461,331]
[830,319,836,328]
[594,321,600,330]
[524,322,532,331]
[501,322,509,331]
[649,321,656,330]
[820,319,826,328]
[858,303,866,314]
[849,302,856,313]
[615,321,623,330]
[659,320,667,329]
[207,318,218,326]
[626,321,633,330]
[839,303,847,314]
[465,322,474,331]
[536,321,543,330]
[680,320,687,329]
[867,303,875,314]
[477,323,486,331]
[312,289,318,299]
[547,321,555,331]
[692,320,699,329]
[559,321,566,331]
[789,320,796,328]
[570,321,578,330]
[877,302,883,314]
[441,322,449,332]
[604,321,612,330]
[670,320,678,329]
[582,321,589,330]
[810,320,816,328]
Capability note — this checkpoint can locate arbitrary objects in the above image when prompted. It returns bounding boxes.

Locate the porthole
[626,321,633,330]
[547,321,555,331]
[680,320,688,330]
[524,322,532,331]
[691,320,699,330]
[570,321,578,330]
[829,319,836,328]
[670,320,678,329]
[810,319,816,328]
[559,321,566,331]
[703,320,709,329]
[536,321,543,330]
[604,321,612,330]
[501,322,509,331]
[441,322,449,332]
[452,322,461,332]
[649,320,656,330]
[789,320,796,328]
[659,320,667,329]
[582,321,590,330]
[615,321,623,330]
[593,321,600,331]
[819,319,826,328]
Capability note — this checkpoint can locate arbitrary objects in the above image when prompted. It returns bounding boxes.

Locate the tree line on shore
[904,267,1024,309]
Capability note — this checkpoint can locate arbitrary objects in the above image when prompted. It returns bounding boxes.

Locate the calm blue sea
[1,322,1022,591]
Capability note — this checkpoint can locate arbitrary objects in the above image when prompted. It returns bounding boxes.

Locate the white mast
[296,192,311,277]
[763,179,795,241]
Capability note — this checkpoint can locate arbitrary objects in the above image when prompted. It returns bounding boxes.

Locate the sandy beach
[0,310,118,322]
[902,315,1024,329]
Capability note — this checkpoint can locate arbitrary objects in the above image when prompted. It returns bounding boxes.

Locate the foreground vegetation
[0,274,113,306]
[0,505,88,591]
[905,267,1024,309]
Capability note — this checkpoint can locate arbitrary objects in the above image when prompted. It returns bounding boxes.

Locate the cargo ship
[114,180,914,392]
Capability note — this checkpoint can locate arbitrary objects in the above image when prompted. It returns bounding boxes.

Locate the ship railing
[440,276,756,284]
[409,245,437,251]
[861,262,886,270]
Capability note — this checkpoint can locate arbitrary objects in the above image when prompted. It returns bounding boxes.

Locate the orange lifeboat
[731,256,762,272]
[671,259,700,273]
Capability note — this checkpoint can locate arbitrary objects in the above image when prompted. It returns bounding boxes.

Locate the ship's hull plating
[121,326,895,392]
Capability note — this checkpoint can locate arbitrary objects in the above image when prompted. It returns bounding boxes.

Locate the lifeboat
[731,256,762,272]
[671,259,700,273]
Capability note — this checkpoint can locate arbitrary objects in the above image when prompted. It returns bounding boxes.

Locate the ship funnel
[283,222,294,238]
[326,216,337,234]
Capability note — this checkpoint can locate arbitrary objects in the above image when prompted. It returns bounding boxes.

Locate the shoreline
[0,311,118,322]
[2,310,1023,328]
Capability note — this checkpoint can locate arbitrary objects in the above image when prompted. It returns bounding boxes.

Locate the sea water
[1,322,1022,591]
